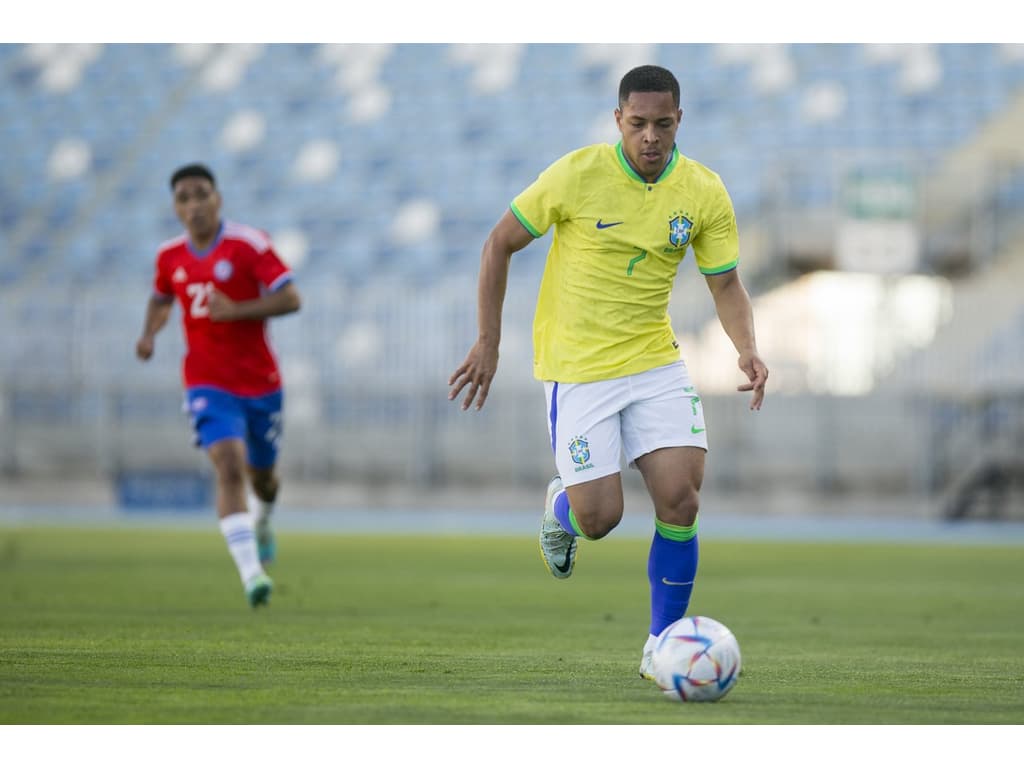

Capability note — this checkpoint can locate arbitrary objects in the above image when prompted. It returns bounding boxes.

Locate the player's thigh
[621,362,707,526]
[243,390,283,470]
[544,378,629,532]
[544,378,626,488]
[187,388,247,453]
[621,361,708,465]
[206,438,250,496]
[633,446,705,527]
[206,438,250,515]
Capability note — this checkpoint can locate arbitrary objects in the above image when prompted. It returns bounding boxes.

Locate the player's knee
[249,470,278,498]
[575,504,624,540]
[256,479,278,499]
[581,520,618,540]
[219,467,247,491]
[657,487,700,527]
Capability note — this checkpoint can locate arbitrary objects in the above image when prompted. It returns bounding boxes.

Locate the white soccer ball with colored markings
[652,615,742,702]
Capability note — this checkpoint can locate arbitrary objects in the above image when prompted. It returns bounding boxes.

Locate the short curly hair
[170,163,216,190]
[618,65,680,109]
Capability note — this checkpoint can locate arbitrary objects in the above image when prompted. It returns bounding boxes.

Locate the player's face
[173,177,222,242]
[615,91,682,182]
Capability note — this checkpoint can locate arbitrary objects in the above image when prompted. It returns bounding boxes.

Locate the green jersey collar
[616,142,680,184]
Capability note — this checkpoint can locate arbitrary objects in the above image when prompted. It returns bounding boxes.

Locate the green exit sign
[842,170,916,219]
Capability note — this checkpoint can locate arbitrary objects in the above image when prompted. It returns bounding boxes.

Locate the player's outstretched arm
[448,209,535,412]
[136,295,174,361]
[705,269,769,410]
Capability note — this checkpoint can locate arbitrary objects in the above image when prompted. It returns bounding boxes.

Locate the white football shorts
[543,360,708,487]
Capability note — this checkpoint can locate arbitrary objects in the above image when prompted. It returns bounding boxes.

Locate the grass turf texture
[1,527,1022,724]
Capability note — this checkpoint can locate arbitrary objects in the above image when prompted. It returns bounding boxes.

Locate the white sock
[219,511,264,585]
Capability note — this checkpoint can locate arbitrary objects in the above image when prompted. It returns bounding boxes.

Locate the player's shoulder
[674,152,728,191]
[222,220,273,253]
[538,143,617,184]
[156,233,188,260]
[557,143,616,170]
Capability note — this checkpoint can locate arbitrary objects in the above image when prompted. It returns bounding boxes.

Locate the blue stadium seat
[2,41,1024,390]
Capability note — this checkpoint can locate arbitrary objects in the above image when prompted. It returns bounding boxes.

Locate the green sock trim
[655,517,698,542]
[568,508,596,541]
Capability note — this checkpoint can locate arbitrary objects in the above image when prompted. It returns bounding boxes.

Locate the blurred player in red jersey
[135,164,301,608]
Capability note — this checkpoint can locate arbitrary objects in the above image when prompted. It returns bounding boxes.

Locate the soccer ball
[652,615,742,702]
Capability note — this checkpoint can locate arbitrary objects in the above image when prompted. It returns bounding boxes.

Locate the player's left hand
[737,351,768,411]
[207,289,238,321]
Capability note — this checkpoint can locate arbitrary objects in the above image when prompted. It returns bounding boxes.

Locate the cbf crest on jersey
[569,435,594,472]
[668,211,694,249]
[213,259,234,281]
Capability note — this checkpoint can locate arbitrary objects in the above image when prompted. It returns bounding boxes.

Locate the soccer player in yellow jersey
[448,64,768,680]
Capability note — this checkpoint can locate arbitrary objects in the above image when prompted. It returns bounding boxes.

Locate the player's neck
[622,144,675,184]
[189,221,223,254]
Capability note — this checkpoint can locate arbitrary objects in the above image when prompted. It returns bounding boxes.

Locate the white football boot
[639,634,657,680]
[538,475,577,579]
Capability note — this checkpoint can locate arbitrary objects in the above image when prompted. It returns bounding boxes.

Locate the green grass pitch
[1,525,1022,725]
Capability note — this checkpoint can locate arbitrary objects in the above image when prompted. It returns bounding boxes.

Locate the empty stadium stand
[2,43,1023,503]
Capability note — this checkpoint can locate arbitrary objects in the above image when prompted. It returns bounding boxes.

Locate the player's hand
[737,351,768,411]
[448,340,499,411]
[136,335,155,360]
[207,289,238,321]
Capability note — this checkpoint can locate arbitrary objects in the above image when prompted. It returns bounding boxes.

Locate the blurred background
[1,42,1022,524]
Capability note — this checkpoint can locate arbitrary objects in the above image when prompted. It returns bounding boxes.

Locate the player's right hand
[136,336,155,360]
[448,340,499,411]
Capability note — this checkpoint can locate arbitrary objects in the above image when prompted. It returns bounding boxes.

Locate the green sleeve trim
[510,202,542,238]
[655,517,698,542]
[699,259,739,276]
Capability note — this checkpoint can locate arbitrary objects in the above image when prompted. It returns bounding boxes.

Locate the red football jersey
[152,220,293,397]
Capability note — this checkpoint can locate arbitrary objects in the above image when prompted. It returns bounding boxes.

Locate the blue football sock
[554,488,591,538]
[647,518,699,637]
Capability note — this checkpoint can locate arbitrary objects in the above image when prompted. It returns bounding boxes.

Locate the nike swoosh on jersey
[595,219,624,229]
[691,426,706,434]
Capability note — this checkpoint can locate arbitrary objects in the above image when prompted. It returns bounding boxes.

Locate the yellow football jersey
[512,142,739,383]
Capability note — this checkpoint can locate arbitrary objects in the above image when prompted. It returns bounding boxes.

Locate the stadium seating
[2,44,1024,495]
[3,43,1023,293]
[2,43,1022,334]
